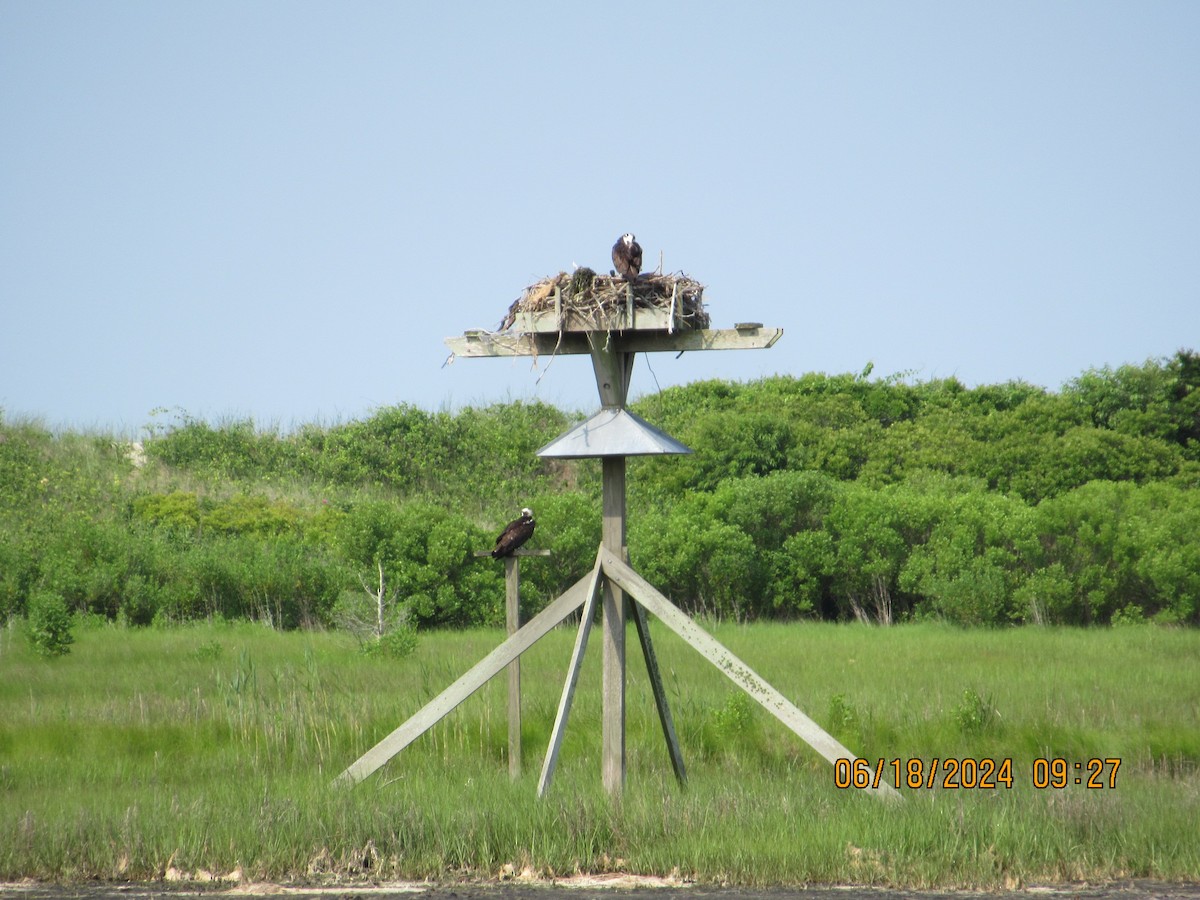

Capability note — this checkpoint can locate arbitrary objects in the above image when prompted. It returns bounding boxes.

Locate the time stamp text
[834,757,1122,791]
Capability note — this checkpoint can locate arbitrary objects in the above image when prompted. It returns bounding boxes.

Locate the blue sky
[2,1,1197,434]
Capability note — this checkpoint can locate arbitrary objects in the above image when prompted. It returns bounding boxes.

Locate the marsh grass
[1,619,1198,886]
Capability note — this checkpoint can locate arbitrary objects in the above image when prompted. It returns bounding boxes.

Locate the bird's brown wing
[612,244,637,279]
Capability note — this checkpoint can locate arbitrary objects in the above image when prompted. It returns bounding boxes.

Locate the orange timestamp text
[834,757,1122,791]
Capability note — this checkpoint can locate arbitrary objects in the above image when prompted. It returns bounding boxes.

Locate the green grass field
[2,618,1198,887]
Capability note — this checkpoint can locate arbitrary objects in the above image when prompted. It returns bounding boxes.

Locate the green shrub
[192,639,224,660]
[953,688,1001,735]
[632,498,761,620]
[143,412,291,479]
[334,501,502,628]
[0,526,38,621]
[765,530,834,618]
[518,491,600,609]
[6,361,1200,632]
[826,692,862,746]
[360,625,418,659]
[204,493,301,536]
[26,589,74,658]
[711,691,756,738]
[131,490,201,534]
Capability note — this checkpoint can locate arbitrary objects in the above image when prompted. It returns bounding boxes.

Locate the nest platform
[499,269,709,334]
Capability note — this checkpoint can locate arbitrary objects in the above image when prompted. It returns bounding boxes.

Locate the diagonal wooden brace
[333,567,596,787]
[599,547,901,801]
[537,550,605,796]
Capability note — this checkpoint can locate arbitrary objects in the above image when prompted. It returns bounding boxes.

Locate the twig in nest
[498,270,709,333]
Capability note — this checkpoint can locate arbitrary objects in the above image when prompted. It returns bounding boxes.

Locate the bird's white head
[621,233,636,246]
[521,507,533,519]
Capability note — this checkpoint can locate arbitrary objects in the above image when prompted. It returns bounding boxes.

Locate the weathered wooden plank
[504,556,521,780]
[444,327,783,359]
[590,339,634,795]
[588,333,635,408]
[537,553,604,797]
[515,303,678,334]
[598,548,901,801]
[470,547,553,778]
[333,570,594,787]
[624,325,782,353]
[601,456,627,794]
[630,599,687,785]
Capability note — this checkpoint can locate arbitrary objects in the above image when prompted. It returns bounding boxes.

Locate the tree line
[1,350,1197,632]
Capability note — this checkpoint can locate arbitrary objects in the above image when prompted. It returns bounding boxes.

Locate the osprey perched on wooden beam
[611,233,642,281]
[492,507,535,558]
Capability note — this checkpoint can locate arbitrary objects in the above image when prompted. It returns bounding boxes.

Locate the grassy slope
[1,619,1198,886]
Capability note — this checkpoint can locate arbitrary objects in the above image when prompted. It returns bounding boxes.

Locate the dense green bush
[898,483,1037,625]
[0,525,38,621]
[26,588,74,657]
[333,501,503,628]
[360,625,418,659]
[514,491,601,613]
[143,412,292,480]
[3,351,1198,631]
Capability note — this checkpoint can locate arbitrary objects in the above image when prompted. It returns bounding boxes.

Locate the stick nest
[498,269,709,332]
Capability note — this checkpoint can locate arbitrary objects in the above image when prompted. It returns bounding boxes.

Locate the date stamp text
[834,757,1121,791]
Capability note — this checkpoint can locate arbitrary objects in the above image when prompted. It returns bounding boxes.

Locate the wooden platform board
[515,304,683,333]
[445,324,782,359]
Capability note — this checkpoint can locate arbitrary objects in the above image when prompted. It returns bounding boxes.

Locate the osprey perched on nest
[611,233,642,281]
[492,508,535,558]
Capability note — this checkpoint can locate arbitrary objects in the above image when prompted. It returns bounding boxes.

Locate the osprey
[492,507,535,558]
[611,233,642,281]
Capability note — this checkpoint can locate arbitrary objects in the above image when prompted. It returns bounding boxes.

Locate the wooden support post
[473,548,549,780]
[589,333,635,796]
[601,456,627,794]
[504,556,521,779]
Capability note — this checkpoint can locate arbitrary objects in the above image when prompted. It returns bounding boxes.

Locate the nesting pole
[334,277,899,802]
[593,336,630,792]
[506,555,521,778]
[601,449,627,792]
[475,547,552,779]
